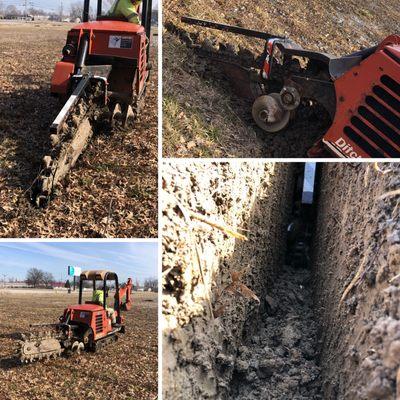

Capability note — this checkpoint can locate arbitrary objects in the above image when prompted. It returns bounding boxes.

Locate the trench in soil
[163,163,399,399]
[226,163,322,399]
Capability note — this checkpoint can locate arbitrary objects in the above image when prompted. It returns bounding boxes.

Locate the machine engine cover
[322,36,400,158]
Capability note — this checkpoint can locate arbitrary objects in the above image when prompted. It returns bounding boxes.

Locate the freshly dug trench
[163,161,400,399]
[230,263,322,399]
[162,161,298,398]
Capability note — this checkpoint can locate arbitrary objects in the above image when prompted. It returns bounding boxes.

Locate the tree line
[0,1,115,19]
[26,268,55,288]
[24,268,158,291]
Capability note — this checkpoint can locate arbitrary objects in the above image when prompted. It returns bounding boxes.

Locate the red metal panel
[73,20,144,34]
[89,30,144,60]
[70,309,92,324]
[68,304,103,311]
[322,36,400,158]
[50,61,74,94]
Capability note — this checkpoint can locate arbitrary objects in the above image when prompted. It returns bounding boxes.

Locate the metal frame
[83,0,103,22]
[78,272,120,314]
[181,16,284,41]
[81,0,153,61]
[142,0,153,60]
[83,0,90,22]
[50,75,91,134]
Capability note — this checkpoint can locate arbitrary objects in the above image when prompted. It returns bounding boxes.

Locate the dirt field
[162,161,400,399]
[0,289,158,400]
[163,0,400,157]
[0,22,158,238]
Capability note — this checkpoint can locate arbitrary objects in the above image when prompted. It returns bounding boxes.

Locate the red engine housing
[63,303,120,341]
[322,35,400,158]
[51,20,149,100]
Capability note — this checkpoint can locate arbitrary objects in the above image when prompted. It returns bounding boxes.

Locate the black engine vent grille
[95,314,103,333]
[343,74,400,157]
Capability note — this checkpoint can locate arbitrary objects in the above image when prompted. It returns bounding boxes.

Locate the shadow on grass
[0,357,21,370]
[0,332,23,340]
[0,86,59,193]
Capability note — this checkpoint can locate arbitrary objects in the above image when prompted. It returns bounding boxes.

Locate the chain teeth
[17,330,62,363]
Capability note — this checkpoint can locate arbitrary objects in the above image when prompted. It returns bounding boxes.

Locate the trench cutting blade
[18,332,63,363]
[50,75,91,135]
[31,75,97,207]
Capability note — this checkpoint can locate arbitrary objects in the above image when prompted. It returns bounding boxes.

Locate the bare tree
[26,268,55,288]
[42,272,55,287]
[69,1,82,19]
[26,268,44,288]
[28,7,46,16]
[103,0,114,12]
[144,278,158,292]
[5,5,20,16]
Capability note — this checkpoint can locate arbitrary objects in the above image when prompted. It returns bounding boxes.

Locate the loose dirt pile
[0,23,158,238]
[162,161,295,398]
[0,290,158,400]
[163,0,400,157]
[231,264,321,400]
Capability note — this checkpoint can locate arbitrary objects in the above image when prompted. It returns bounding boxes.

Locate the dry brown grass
[162,31,261,158]
[0,22,158,238]
[0,289,158,400]
[166,0,400,55]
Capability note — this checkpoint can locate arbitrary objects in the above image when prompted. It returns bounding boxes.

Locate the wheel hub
[252,93,291,133]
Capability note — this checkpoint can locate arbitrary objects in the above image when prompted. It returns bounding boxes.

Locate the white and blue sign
[68,266,82,277]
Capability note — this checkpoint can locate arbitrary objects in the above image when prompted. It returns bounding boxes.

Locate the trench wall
[162,161,296,399]
[312,163,400,399]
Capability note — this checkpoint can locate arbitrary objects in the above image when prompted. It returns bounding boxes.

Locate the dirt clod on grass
[0,23,158,238]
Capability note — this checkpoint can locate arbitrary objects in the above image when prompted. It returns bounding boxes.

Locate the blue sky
[2,0,158,13]
[0,242,158,284]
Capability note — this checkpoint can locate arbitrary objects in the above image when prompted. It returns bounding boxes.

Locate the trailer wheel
[252,93,290,133]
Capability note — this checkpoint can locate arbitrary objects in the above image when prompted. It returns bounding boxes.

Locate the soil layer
[312,163,400,399]
[162,161,296,399]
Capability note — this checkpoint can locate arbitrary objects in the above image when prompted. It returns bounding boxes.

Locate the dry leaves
[0,23,158,238]
[223,270,260,303]
[0,290,157,399]
[213,270,260,317]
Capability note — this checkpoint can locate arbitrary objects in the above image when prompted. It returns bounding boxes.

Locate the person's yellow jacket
[108,0,141,24]
[92,289,104,305]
